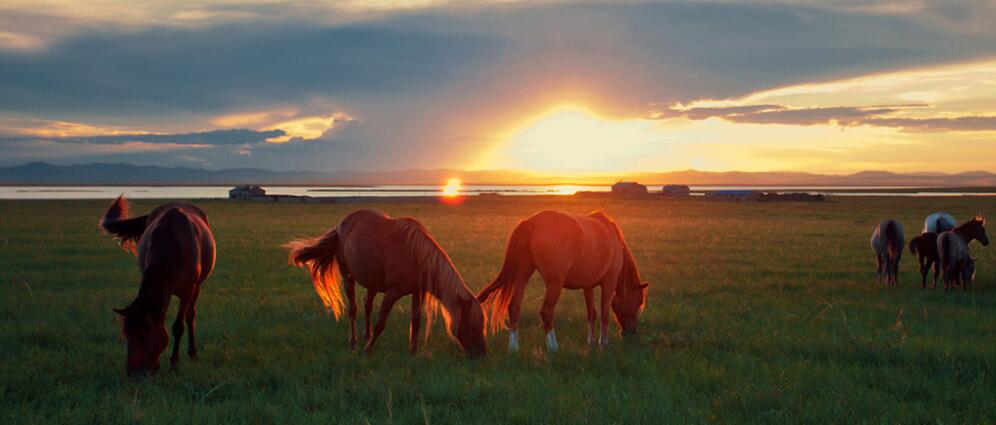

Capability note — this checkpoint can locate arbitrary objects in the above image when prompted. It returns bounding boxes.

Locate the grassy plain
[1,196,994,424]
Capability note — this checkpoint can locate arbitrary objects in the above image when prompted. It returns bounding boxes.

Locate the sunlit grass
[0,196,994,423]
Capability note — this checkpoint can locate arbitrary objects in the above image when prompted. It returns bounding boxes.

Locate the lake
[1,185,995,199]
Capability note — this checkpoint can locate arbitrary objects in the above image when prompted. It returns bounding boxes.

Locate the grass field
[1,196,994,424]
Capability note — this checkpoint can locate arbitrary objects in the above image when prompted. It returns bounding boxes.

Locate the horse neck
[953,224,977,244]
[133,271,172,320]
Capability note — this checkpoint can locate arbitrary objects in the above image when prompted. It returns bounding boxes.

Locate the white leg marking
[546,329,559,352]
[508,330,519,352]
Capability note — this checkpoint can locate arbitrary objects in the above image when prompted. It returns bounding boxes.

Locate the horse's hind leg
[171,295,191,369]
[344,277,358,349]
[931,261,939,289]
[584,287,597,346]
[919,258,928,289]
[186,285,201,360]
[539,278,564,353]
[364,289,403,354]
[363,290,376,341]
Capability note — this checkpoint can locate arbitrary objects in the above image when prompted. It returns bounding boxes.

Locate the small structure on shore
[662,185,690,197]
[229,185,265,200]
[757,192,825,202]
[612,181,647,195]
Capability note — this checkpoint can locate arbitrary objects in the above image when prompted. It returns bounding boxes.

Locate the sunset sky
[1,0,995,176]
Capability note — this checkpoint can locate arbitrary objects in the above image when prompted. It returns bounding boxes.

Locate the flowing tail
[909,236,919,255]
[285,228,345,319]
[477,219,533,333]
[100,195,148,254]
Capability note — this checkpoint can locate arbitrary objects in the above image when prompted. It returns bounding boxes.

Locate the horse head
[452,294,487,357]
[114,305,168,377]
[612,281,649,336]
[973,214,989,246]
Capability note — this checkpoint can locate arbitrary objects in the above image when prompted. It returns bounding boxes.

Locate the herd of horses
[99,196,647,376]
[872,212,989,290]
[99,195,987,377]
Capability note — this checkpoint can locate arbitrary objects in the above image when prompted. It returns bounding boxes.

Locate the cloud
[54,128,287,145]
[661,103,996,132]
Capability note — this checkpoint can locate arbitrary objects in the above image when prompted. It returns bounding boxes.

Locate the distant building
[611,181,648,195]
[662,185,690,197]
[229,185,265,200]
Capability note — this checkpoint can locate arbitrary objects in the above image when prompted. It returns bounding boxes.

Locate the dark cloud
[663,103,996,132]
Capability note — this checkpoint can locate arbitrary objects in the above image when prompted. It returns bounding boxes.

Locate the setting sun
[442,177,462,197]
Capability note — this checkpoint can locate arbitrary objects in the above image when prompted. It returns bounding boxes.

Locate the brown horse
[100,196,216,376]
[285,209,486,357]
[909,233,940,288]
[477,210,648,352]
[938,214,988,291]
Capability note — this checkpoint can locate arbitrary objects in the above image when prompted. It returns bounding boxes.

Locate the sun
[473,104,663,173]
[442,177,462,197]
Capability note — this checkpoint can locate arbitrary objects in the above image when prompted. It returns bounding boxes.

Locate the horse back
[138,204,215,286]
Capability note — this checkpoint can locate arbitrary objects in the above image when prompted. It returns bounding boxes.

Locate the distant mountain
[1,162,995,187]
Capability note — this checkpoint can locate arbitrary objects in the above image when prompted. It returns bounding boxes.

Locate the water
[1,185,994,200]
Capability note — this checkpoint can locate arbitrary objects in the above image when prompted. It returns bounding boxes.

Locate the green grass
[1,196,994,424]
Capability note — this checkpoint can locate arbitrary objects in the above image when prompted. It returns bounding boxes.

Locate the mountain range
[1,162,995,187]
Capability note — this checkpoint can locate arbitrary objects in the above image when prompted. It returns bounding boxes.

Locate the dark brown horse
[286,209,486,357]
[100,196,215,376]
[477,210,648,352]
[938,214,988,291]
[909,233,939,289]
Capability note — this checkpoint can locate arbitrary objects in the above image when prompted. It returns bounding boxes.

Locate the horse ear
[639,282,650,290]
[113,307,127,316]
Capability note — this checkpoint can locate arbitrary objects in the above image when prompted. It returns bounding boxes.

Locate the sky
[1,0,995,177]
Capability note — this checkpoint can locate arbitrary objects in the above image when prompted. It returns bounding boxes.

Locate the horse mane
[394,217,475,340]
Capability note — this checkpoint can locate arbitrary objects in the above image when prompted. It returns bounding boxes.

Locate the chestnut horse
[477,210,648,352]
[938,214,988,291]
[285,209,486,357]
[100,196,215,376]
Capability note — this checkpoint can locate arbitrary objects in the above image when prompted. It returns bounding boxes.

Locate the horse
[870,219,904,286]
[285,209,486,357]
[100,196,216,376]
[923,212,956,234]
[909,233,940,288]
[937,214,988,291]
[476,210,648,352]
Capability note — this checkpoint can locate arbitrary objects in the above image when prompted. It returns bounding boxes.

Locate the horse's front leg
[583,287,597,346]
[170,295,191,370]
[409,291,423,355]
[363,290,403,354]
[919,258,928,289]
[344,277,358,349]
[931,261,939,289]
[598,281,616,348]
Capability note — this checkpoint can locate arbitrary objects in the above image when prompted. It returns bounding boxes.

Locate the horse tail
[285,228,345,319]
[477,218,533,333]
[909,235,919,255]
[100,195,148,254]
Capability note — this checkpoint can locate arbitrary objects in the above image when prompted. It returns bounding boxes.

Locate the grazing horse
[870,219,905,286]
[285,209,486,357]
[909,233,940,288]
[100,196,215,376]
[923,212,956,234]
[476,210,648,352]
[937,215,988,291]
